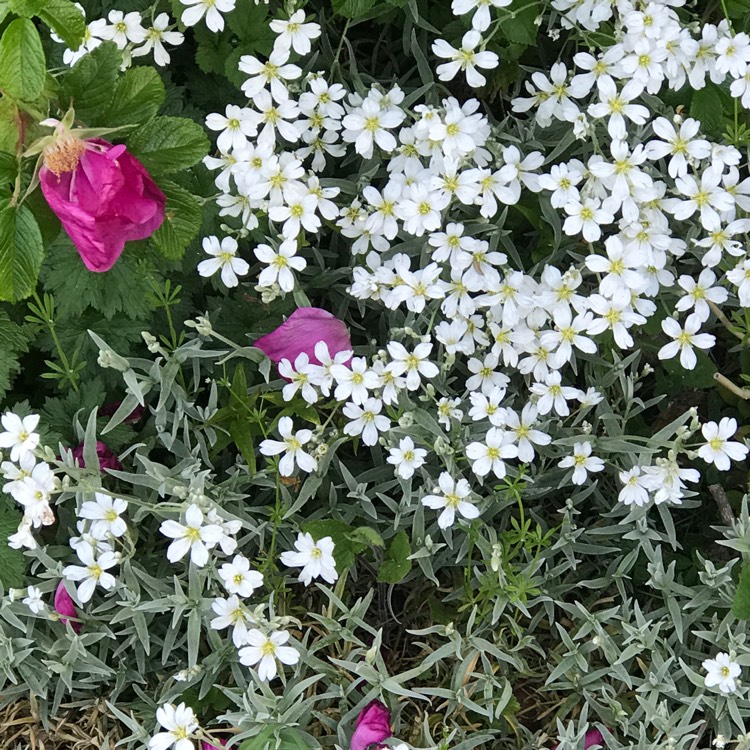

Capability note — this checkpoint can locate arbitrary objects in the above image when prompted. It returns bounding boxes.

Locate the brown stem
[709,300,745,342]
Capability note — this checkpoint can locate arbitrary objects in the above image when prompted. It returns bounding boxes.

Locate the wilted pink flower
[254,308,352,369]
[350,700,391,750]
[54,581,81,633]
[71,441,122,472]
[552,728,606,750]
[39,118,165,272]
[201,741,227,750]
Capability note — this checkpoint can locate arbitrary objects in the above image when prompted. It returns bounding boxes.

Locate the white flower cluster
[53,4,184,68]
[195,0,750,519]
[0,412,56,549]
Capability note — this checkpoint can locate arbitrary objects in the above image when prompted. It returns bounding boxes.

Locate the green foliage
[0,498,26,589]
[0,18,46,102]
[690,83,725,136]
[126,116,210,175]
[303,519,382,570]
[0,203,44,302]
[0,308,31,399]
[733,562,750,619]
[151,179,204,260]
[9,0,86,49]
[103,66,167,128]
[59,42,121,124]
[332,0,378,18]
[378,530,412,583]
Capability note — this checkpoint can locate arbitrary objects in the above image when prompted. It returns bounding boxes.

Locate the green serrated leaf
[496,0,539,46]
[0,498,26,589]
[59,42,121,124]
[0,1,8,24]
[331,0,377,18]
[378,530,412,584]
[690,83,724,135]
[10,0,86,49]
[0,308,31,399]
[0,203,44,302]
[0,18,46,102]
[103,66,166,127]
[302,519,368,571]
[348,526,384,548]
[127,116,210,175]
[734,563,750,619]
[151,179,203,260]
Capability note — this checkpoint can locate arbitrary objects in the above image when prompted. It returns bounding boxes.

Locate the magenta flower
[54,581,81,633]
[350,700,391,750]
[71,441,122,472]
[552,728,606,750]
[202,741,227,750]
[39,119,165,272]
[254,308,352,369]
[100,401,145,423]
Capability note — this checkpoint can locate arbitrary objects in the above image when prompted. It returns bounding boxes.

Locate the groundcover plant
[5,0,750,747]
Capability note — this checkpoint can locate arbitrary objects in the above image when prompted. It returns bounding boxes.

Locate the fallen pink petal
[40,127,165,272]
[254,307,352,369]
[350,700,391,750]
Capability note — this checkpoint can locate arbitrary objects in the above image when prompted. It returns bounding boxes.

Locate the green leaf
[10,0,85,49]
[0,99,19,153]
[0,499,26,589]
[103,66,166,127]
[127,116,210,175]
[497,0,539,46]
[331,0,378,18]
[378,530,412,584]
[0,203,44,302]
[348,526,384,549]
[151,179,203,260]
[690,83,724,135]
[0,308,31,399]
[734,562,750,619]
[0,18,46,102]
[240,727,315,750]
[0,152,15,191]
[59,42,121,124]
[0,1,8,24]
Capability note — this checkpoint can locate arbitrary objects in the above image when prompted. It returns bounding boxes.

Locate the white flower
[2,451,36,496]
[386,342,439,391]
[159,504,224,567]
[270,10,321,55]
[466,428,518,479]
[239,46,302,103]
[79,493,128,539]
[644,117,711,179]
[62,544,118,603]
[657,315,715,370]
[218,555,264,598]
[255,240,306,292]
[206,509,242,555]
[205,105,258,152]
[210,595,255,647]
[0,413,40,462]
[617,467,652,507]
[387,437,427,479]
[703,652,741,694]
[726,258,750,306]
[422,472,478,529]
[197,236,249,288]
[22,586,45,614]
[432,31,499,88]
[180,0,235,33]
[698,418,748,471]
[131,13,184,67]
[308,341,354,397]
[437,397,463,428]
[268,188,321,239]
[13,462,56,527]
[342,98,404,159]
[331,357,378,404]
[148,702,200,750]
[451,0,511,31]
[278,353,318,404]
[100,10,147,48]
[259,416,317,476]
[558,442,605,485]
[343,398,391,446]
[238,629,300,681]
[675,269,728,322]
[280,532,338,586]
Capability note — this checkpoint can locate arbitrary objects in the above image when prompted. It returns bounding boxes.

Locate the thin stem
[714,372,750,400]
[709,300,745,342]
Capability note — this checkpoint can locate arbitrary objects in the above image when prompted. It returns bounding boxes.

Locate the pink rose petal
[350,700,391,750]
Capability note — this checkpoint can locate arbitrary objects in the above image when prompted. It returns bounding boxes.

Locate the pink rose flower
[54,581,81,633]
[202,741,227,750]
[70,441,122,472]
[350,700,391,750]
[254,308,352,371]
[39,120,165,272]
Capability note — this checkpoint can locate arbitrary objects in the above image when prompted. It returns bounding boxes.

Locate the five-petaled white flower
[79,493,128,539]
[422,472,479,529]
[238,629,300,681]
[259,416,317,476]
[280,532,338,586]
[0,413,40,462]
[387,437,428,479]
[159,504,224,568]
[148,702,200,750]
[62,544,118,603]
[703,652,741,694]
[558,442,605,485]
[698,417,749,471]
[179,0,235,33]
[432,30,500,88]
[197,236,250,288]
[218,555,264,598]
